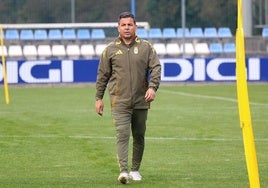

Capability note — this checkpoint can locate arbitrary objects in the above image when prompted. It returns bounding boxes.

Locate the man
[95,11,161,184]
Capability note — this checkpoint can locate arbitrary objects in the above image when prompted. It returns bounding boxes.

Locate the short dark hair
[118,11,136,24]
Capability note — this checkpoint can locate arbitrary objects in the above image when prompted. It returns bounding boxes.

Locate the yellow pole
[0,25,10,104]
[236,0,260,187]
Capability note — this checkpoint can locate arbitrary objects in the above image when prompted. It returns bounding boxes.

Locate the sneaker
[129,171,142,181]
[118,172,129,184]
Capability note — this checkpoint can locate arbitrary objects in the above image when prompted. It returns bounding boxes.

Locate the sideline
[0,134,268,142]
[159,89,268,106]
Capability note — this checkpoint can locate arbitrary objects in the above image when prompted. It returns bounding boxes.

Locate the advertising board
[0,58,267,84]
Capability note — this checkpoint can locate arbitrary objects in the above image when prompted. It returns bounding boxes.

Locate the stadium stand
[8,45,23,58]
[37,45,52,59]
[48,29,62,40]
[20,29,34,40]
[204,27,218,38]
[5,29,19,40]
[77,29,90,40]
[80,44,95,58]
[218,27,232,38]
[194,43,210,55]
[52,44,66,57]
[163,28,177,39]
[34,29,48,40]
[177,28,190,38]
[181,43,195,55]
[262,27,268,37]
[136,28,148,39]
[149,28,162,39]
[153,43,166,56]
[95,44,107,56]
[190,27,204,38]
[62,29,76,40]
[0,23,241,59]
[166,43,181,56]
[66,44,80,58]
[91,29,106,40]
[223,42,236,53]
[209,43,223,54]
[23,45,37,59]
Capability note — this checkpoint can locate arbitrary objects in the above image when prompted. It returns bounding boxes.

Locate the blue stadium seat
[20,29,34,40]
[204,27,218,38]
[149,28,162,39]
[5,29,19,40]
[262,28,268,37]
[209,43,223,53]
[34,29,48,40]
[62,28,76,40]
[190,27,204,38]
[48,29,62,40]
[223,43,236,53]
[218,27,232,38]
[91,29,105,40]
[136,28,148,38]
[77,29,90,40]
[177,28,190,38]
[163,28,177,39]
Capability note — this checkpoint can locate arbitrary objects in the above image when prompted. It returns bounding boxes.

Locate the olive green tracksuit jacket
[95,36,161,111]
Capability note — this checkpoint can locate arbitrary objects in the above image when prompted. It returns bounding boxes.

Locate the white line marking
[0,135,267,142]
[159,89,268,106]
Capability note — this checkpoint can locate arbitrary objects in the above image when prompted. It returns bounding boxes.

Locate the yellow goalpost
[0,24,10,104]
[236,0,260,187]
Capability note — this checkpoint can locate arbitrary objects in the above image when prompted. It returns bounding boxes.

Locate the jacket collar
[116,36,141,47]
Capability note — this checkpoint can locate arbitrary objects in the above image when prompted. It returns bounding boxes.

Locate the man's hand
[145,88,156,102]
[95,99,104,116]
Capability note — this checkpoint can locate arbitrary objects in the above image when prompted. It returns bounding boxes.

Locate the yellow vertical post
[0,25,10,104]
[236,0,260,187]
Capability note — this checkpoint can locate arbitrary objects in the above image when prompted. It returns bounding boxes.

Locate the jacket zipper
[127,47,133,107]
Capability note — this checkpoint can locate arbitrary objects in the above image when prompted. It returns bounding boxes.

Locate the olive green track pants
[112,109,148,173]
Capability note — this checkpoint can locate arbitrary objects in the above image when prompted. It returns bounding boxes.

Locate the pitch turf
[0,83,267,187]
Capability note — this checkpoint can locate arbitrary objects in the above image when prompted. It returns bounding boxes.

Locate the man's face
[118,17,137,40]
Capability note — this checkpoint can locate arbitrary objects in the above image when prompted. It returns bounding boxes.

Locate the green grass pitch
[0,83,267,188]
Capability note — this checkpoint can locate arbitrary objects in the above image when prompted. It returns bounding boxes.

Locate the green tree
[75,0,130,22]
[0,0,237,34]
[0,0,26,23]
[145,0,237,33]
[145,0,181,28]
[17,0,70,23]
